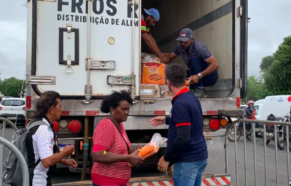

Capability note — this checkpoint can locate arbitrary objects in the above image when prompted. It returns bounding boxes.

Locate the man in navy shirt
[151,63,208,186]
[161,28,219,98]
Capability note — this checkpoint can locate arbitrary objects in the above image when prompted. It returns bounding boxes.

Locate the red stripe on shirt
[176,122,191,127]
[92,145,106,152]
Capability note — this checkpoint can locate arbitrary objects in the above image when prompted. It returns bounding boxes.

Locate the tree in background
[0,79,3,92]
[261,36,291,94]
[260,55,274,71]
[245,76,271,102]
[0,78,25,97]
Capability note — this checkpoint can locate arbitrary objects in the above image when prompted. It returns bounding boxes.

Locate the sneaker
[190,88,206,98]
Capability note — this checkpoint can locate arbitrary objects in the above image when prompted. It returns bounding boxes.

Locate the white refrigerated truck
[25,0,248,184]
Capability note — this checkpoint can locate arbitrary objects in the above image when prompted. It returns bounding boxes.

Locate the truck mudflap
[52,174,231,186]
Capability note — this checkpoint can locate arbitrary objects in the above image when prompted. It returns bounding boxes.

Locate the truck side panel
[33,0,140,96]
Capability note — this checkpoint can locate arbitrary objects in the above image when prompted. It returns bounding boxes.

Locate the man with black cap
[141,8,167,62]
[163,28,219,98]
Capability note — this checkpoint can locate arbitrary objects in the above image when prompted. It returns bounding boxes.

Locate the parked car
[0,98,26,128]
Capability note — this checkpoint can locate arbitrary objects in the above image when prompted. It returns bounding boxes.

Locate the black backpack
[2,121,47,186]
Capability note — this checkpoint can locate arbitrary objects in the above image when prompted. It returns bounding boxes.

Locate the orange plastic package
[186,80,190,87]
[129,133,167,167]
[142,62,165,85]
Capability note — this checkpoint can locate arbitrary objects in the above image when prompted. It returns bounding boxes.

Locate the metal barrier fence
[0,117,29,186]
[226,119,291,186]
[2,116,291,186]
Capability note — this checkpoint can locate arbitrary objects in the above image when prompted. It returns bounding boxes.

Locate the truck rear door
[31,0,140,98]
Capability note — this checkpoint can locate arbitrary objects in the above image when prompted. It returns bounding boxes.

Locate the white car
[0,98,26,127]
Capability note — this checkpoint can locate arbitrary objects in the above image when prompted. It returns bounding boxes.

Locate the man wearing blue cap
[141,8,167,62]
[163,28,219,98]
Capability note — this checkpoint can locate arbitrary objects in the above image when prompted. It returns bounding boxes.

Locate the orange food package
[138,144,159,159]
[129,133,167,167]
[129,144,159,167]
[142,62,165,85]
[186,80,190,87]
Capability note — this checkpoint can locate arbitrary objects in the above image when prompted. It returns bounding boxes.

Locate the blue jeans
[173,159,208,186]
[187,57,218,89]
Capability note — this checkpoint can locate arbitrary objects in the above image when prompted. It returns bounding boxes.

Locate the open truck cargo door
[240,0,249,99]
[29,0,140,99]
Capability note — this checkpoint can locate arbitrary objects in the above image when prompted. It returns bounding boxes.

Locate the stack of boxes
[140,53,173,98]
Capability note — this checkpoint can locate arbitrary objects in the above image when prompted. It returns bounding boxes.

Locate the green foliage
[261,35,291,94]
[246,76,272,101]
[0,79,3,93]
[0,78,25,97]
[260,55,274,71]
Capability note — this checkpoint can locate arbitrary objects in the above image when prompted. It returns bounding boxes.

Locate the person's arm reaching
[59,158,78,170]
[164,103,192,162]
[197,45,219,77]
[159,44,180,64]
[91,149,144,166]
[42,146,75,168]
[35,125,75,168]
[160,53,177,64]
[90,122,144,166]
[188,45,219,84]
[201,56,219,77]
[142,33,164,58]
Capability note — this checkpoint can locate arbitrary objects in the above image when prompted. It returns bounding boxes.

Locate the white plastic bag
[148,133,167,149]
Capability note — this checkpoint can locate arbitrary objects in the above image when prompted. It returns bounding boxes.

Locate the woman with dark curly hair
[91,90,144,186]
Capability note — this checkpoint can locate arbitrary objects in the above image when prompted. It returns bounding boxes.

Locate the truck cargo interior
[142,0,234,99]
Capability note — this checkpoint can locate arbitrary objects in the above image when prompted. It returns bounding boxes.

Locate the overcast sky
[0,0,291,80]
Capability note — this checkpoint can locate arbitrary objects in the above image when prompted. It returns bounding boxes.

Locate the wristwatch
[198,73,203,79]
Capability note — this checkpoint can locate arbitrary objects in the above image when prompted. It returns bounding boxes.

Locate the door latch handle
[66,23,72,39]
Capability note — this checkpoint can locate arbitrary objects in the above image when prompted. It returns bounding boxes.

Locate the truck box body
[26,0,246,119]
[26,0,247,172]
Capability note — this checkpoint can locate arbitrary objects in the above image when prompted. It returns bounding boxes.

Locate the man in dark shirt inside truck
[150,63,208,186]
[162,28,219,98]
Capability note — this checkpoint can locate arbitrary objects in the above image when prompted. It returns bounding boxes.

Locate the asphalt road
[1,128,291,186]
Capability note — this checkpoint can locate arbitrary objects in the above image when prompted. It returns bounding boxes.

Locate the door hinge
[84,85,92,95]
[237,6,243,17]
[128,0,137,5]
[107,75,133,86]
[237,78,242,88]
[26,74,56,85]
[66,23,72,39]
[86,59,116,70]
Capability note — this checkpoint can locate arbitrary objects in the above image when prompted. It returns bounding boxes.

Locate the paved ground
[1,128,291,186]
